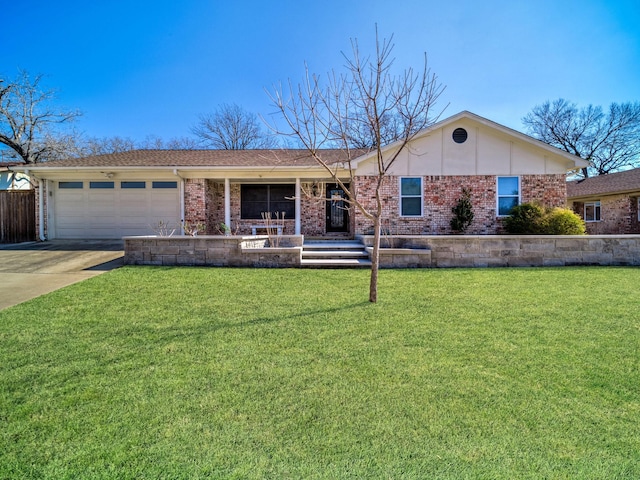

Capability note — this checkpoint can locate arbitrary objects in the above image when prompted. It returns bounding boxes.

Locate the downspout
[173,169,185,235]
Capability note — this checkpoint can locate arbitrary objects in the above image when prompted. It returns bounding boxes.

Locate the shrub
[450,187,474,233]
[504,203,546,234]
[544,207,586,235]
[504,203,586,235]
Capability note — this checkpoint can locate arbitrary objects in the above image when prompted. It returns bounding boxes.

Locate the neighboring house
[0,163,31,190]
[567,167,640,234]
[9,111,588,240]
[1,162,36,244]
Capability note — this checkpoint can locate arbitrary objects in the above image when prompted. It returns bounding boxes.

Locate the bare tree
[81,136,138,156]
[0,70,81,163]
[141,135,199,150]
[269,29,445,303]
[523,99,640,177]
[191,103,277,149]
[73,134,200,157]
[344,110,408,149]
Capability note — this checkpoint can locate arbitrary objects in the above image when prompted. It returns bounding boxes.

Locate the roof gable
[353,111,589,176]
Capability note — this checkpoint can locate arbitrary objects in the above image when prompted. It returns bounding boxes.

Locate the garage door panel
[120,216,151,225]
[122,205,150,215]
[55,180,180,239]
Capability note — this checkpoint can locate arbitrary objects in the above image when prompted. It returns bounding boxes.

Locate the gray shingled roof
[567,167,640,199]
[19,149,360,169]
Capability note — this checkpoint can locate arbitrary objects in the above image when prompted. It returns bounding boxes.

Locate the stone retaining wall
[358,235,640,267]
[124,236,302,267]
[126,235,640,269]
[365,247,432,268]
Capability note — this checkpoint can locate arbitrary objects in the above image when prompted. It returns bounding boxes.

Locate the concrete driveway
[0,240,124,310]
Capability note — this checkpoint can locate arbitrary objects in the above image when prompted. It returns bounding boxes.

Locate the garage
[52,179,181,239]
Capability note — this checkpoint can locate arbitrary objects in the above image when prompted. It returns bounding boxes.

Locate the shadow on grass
[227,300,374,330]
[111,300,376,349]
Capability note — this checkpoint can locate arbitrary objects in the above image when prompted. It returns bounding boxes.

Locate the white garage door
[54,180,181,239]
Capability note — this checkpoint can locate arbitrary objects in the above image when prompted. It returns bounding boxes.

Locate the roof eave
[9,164,350,180]
[568,188,640,201]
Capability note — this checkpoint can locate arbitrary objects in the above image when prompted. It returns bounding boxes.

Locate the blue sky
[4,0,639,143]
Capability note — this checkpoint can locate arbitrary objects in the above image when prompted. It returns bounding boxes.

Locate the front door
[326,185,349,233]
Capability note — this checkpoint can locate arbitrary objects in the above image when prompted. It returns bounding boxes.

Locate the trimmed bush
[545,207,586,235]
[504,203,546,234]
[504,203,586,235]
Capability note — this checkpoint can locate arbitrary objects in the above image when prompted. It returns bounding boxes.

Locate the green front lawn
[1,267,638,479]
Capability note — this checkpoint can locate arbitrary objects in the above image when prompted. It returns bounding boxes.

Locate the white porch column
[295,178,301,235]
[224,178,231,228]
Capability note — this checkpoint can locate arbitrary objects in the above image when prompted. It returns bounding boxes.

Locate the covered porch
[181,174,353,238]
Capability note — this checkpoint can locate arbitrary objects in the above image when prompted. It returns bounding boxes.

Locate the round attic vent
[452,128,468,144]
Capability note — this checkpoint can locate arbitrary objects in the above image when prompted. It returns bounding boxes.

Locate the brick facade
[573,194,640,235]
[352,174,567,235]
[184,179,207,227]
[34,182,43,238]
[182,174,568,237]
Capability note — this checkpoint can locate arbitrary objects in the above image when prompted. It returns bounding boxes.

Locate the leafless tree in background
[523,99,640,177]
[269,29,445,302]
[78,135,199,156]
[0,70,81,163]
[191,103,278,149]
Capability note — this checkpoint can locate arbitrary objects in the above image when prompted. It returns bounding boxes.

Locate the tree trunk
[369,215,381,303]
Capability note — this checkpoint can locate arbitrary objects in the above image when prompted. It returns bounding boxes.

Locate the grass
[0,266,639,479]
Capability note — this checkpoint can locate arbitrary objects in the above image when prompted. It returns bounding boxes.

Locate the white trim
[295,178,301,235]
[173,170,185,235]
[224,178,231,228]
[584,200,601,222]
[399,176,423,217]
[496,176,520,217]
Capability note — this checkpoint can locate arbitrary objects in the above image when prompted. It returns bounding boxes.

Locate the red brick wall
[205,181,225,234]
[574,194,640,234]
[184,179,206,228]
[35,182,45,239]
[521,174,566,207]
[353,174,567,235]
[183,174,568,236]
[632,196,640,234]
[300,182,326,237]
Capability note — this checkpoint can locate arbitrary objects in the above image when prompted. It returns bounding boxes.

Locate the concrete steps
[301,240,371,268]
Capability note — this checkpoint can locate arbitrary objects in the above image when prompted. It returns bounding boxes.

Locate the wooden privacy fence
[0,190,36,244]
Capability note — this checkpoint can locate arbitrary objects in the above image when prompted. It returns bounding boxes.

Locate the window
[90,181,114,189]
[121,181,146,189]
[400,177,422,217]
[59,181,83,189]
[497,176,520,216]
[584,201,601,222]
[241,184,295,219]
[152,181,177,189]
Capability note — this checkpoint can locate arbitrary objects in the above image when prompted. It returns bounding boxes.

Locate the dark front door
[326,185,349,233]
